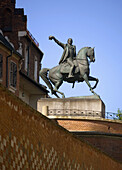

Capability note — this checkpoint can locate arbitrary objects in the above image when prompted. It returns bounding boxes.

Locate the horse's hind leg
[53,80,65,98]
[40,69,60,98]
[88,76,99,89]
[39,68,53,93]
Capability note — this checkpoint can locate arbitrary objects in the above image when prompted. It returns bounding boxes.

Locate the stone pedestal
[37,95,105,118]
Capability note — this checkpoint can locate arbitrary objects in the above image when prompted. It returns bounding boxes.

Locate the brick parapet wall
[49,117,122,162]
[56,119,122,134]
[0,85,122,169]
[72,132,122,162]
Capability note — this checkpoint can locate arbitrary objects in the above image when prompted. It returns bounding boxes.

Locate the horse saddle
[60,62,79,74]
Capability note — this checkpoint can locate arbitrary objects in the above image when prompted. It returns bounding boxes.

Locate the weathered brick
[0,84,122,169]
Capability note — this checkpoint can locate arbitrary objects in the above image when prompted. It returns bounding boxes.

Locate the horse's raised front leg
[83,73,99,97]
[88,76,99,89]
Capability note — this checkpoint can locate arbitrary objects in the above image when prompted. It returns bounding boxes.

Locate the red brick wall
[83,135,122,162]
[56,118,122,162]
[73,133,122,162]
[0,0,43,84]
[57,119,122,134]
[0,84,122,170]
[0,0,27,49]
[20,37,42,83]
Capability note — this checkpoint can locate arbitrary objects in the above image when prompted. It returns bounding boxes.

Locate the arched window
[34,57,38,81]
[0,54,3,79]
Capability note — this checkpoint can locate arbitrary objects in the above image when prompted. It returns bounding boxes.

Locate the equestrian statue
[39,36,99,98]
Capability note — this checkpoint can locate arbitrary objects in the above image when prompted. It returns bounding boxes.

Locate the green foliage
[117,108,122,120]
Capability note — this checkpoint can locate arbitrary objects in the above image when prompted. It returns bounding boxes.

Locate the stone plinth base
[37,95,105,118]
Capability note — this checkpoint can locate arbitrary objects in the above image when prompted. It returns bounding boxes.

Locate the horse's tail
[39,68,53,93]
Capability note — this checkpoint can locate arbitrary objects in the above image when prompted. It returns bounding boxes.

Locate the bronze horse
[39,47,99,98]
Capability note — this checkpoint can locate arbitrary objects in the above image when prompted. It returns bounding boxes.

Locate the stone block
[37,95,105,118]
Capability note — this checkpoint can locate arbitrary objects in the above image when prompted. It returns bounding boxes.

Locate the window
[25,45,27,71]
[0,54,3,79]
[10,61,17,88]
[25,45,29,74]
[34,57,38,81]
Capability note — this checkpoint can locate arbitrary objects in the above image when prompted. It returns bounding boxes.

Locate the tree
[117,108,122,120]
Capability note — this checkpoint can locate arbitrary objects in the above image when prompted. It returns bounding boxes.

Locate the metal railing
[105,112,119,120]
[27,30,39,47]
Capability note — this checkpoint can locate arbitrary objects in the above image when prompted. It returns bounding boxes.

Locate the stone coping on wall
[47,115,122,124]
[39,95,101,100]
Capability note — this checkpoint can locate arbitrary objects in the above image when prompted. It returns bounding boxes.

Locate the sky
[16,0,122,113]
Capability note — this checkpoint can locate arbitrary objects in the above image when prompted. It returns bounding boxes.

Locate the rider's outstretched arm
[49,36,65,49]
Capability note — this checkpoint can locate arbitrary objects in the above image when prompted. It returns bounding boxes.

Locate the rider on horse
[49,36,76,78]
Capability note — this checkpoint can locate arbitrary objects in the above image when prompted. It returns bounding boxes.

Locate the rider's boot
[68,65,75,78]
